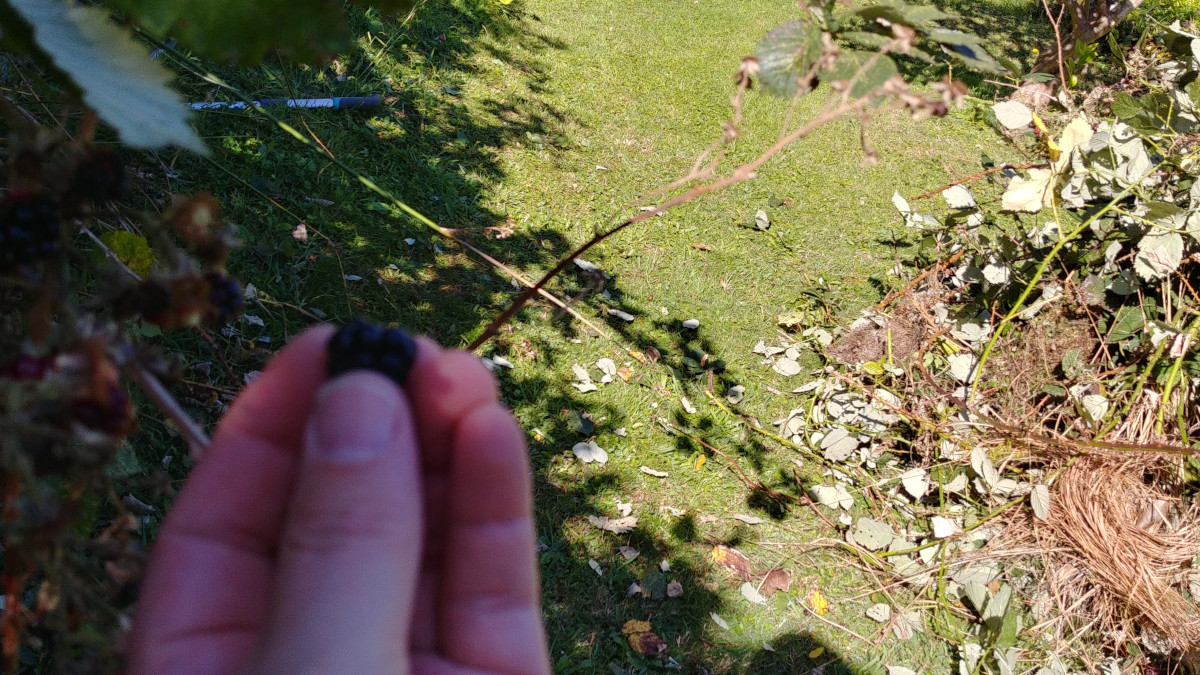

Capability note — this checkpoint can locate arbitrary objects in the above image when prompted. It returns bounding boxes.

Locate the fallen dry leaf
[628,349,647,364]
[667,580,683,597]
[587,515,637,534]
[694,455,707,470]
[645,346,661,363]
[617,366,634,382]
[640,466,669,478]
[622,620,668,658]
[690,242,713,251]
[711,545,754,581]
[619,546,640,560]
[291,222,309,242]
[760,568,793,596]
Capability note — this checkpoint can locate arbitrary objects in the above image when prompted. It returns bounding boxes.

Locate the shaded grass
[21,0,1049,671]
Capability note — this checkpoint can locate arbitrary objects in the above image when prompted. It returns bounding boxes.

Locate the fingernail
[307,372,403,463]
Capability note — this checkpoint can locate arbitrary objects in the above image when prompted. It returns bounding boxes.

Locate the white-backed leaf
[853,518,895,551]
[931,515,962,539]
[886,667,917,675]
[682,318,700,329]
[942,185,977,209]
[773,357,802,376]
[1031,484,1051,520]
[993,100,1032,129]
[1002,168,1053,213]
[741,582,767,605]
[1135,231,1184,280]
[711,612,730,630]
[734,514,765,525]
[726,385,746,404]
[866,603,892,622]
[1081,393,1110,423]
[572,441,609,464]
[640,466,669,478]
[9,0,203,151]
[900,468,928,498]
[587,515,637,533]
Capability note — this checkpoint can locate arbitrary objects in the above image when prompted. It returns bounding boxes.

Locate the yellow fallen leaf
[808,588,829,616]
[621,619,668,657]
[694,455,707,470]
[628,349,647,364]
[1031,111,1060,162]
[809,646,825,659]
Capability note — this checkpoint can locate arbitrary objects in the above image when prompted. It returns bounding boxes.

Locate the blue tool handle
[333,94,382,110]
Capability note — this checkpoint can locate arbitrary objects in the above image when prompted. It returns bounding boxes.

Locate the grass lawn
[130,0,1037,671]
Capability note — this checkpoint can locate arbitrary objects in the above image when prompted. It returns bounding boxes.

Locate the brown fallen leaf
[484,216,516,239]
[619,545,640,560]
[617,366,634,383]
[645,346,661,363]
[667,580,684,598]
[622,620,668,658]
[291,222,309,243]
[760,568,793,596]
[711,545,754,582]
[690,242,713,251]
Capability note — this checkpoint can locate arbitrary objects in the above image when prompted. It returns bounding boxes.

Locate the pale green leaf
[8,0,203,152]
[1134,231,1184,280]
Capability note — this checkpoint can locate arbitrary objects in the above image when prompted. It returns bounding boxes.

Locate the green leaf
[855,0,951,26]
[822,50,899,98]
[755,20,824,98]
[5,0,203,152]
[1108,306,1144,343]
[1134,231,1184,280]
[564,410,595,436]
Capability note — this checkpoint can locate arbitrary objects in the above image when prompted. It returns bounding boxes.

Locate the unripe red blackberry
[327,318,418,385]
[0,192,60,271]
[71,148,128,205]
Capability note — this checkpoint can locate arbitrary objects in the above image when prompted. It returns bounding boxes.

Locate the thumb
[252,371,423,674]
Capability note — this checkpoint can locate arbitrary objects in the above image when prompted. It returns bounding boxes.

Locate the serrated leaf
[970,447,1000,489]
[1080,393,1109,423]
[983,583,1012,624]
[822,50,899,98]
[1002,168,1054,212]
[820,426,859,461]
[1031,484,1051,521]
[1135,231,1184,280]
[7,0,203,151]
[811,484,854,510]
[755,20,823,98]
[992,100,1032,129]
[982,264,1010,285]
[947,353,978,383]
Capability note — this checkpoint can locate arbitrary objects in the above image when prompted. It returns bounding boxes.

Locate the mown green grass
[131,0,1037,671]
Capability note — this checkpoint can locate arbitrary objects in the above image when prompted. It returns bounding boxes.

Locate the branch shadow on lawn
[109,4,870,672]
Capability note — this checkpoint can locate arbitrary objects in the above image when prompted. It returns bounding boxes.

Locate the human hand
[130,326,550,674]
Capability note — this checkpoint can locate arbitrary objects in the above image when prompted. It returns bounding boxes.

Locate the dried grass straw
[1015,455,1200,657]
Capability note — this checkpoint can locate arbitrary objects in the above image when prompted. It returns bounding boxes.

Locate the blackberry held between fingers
[327,318,418,386]
[0,192,61,271]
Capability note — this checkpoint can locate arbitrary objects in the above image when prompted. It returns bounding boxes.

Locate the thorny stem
[1155,313,1200,437]
[128,364,211,459]
[1040,0,1070,93]
[970,166,1156,400]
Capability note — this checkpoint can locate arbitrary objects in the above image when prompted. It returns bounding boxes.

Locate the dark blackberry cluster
[0,192,61,271]
[327,318,418,386]
[70,148,128,205]
[206,271,243,324]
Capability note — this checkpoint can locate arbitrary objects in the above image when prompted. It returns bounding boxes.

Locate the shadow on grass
[56,2,873,672]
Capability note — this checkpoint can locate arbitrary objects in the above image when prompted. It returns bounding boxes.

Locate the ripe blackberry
[206,272,243,324]
[71,148,128,205]
[327,318,418,385]
[2,354,55,381]
[0,192,60,271]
